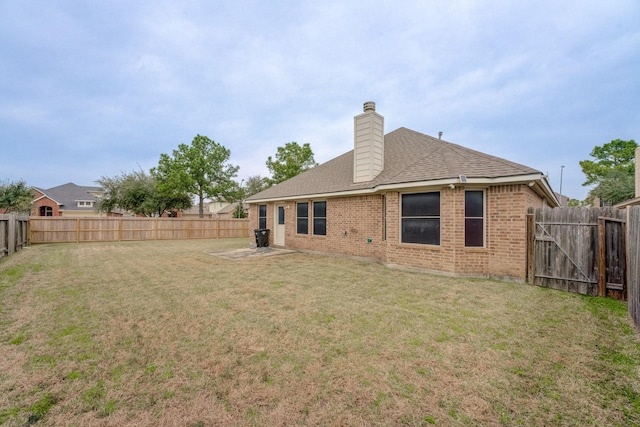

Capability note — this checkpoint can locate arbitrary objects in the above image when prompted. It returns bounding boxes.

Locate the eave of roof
[248,174,556,204]
[31,194,62,206]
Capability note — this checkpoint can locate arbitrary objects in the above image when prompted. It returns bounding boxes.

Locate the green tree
[0,180,32,213]
[590,169,635,205]
[152,135,239,218]
[244,175,269,197]
[225,176,267,219]
[567,198,590,207]
[579,139,637,186]
[151,191,193,217]
[225,180,246,219]
[96,170,191,217]
[266,142,318,185]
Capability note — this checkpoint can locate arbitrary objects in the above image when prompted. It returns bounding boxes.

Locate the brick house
[31,183,108,217]
[246,102,558,281]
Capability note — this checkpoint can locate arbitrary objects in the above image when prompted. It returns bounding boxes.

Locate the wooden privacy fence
[29,217,250,243]
[627,206,640,331]
[0,214,29,258]
[527,207,626,299]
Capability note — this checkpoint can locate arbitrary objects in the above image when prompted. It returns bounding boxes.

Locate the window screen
[313,201,326,236]
[297,202,308,234]
[258,204,267,229]
[401,192,440,245]
[465,191,484,247]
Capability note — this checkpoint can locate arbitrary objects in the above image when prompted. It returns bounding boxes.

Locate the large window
[465,190,484,247]
[258,204,267,229]
[401,192,440,245]
[297,202,308,234]
[313,201,326,236]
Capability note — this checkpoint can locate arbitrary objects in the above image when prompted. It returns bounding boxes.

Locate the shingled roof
[33,182,102,211]
[247,127,549,202]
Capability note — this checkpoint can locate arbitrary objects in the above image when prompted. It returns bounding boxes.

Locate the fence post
[597,218,606,297]
[7,214,16,255]
[526,212,535,284]
[24,217,29,246]
[622,220,627,301]
[627,206,640,331]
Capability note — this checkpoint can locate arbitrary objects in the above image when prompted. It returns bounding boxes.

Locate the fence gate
[527,207,626,299]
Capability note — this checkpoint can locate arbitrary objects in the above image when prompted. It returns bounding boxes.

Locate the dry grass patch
[1,239,639,426]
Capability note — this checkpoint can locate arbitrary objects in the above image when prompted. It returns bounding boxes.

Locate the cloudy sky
[1,1,638,200]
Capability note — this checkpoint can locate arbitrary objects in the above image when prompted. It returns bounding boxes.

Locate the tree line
[93,137,318,218]
[1,137,636,214]
[0,137,318,218]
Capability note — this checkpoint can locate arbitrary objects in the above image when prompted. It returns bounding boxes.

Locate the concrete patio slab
[207,247,296,260]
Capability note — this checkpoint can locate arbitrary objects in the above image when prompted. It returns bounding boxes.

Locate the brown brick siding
[385,188,457,274]
[250,196,385,259]
[486,185,536,279]
[249,184,544,281]
[31,195,61,216]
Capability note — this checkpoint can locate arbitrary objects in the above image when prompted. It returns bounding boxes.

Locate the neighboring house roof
[181,206,206,216]
[247,127,557,204]
[207,200,232,214]
[182,201,237,216]
[217,202,248,215]
[33,182,102,211]
[217,202,237,215]
[555,193,570,207]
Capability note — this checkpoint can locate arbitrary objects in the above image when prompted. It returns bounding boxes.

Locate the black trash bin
[254,229,270,247]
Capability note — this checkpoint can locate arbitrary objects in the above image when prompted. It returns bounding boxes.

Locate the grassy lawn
[1,239,639,426]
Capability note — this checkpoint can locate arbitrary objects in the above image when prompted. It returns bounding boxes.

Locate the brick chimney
[353,101,384,183]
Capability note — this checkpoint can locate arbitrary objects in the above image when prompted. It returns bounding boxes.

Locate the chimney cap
[363,101,375,112]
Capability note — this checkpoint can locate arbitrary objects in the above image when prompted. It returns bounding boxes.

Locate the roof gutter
[247,173,559,206]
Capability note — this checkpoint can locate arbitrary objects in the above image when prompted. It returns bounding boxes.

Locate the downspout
[381,193,386,263]
[452,185,457,272]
